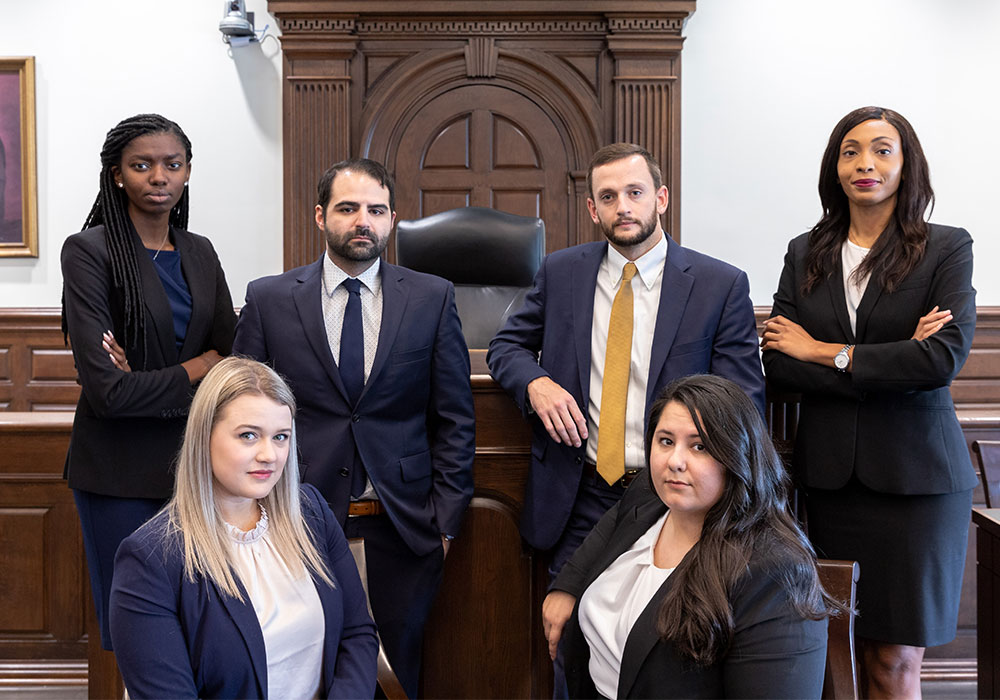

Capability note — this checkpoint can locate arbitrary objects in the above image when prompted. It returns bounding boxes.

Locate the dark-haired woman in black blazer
[762,106,977,698]
[543,375,839,698]
[60,113,235,650]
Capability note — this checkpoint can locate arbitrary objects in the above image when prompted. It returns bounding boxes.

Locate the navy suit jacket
[553,478,828,699]
[233,257,475,556]
[109,484,378,699]
[763,224,978,495]
[487,237,765,550]
[61,225,235,499]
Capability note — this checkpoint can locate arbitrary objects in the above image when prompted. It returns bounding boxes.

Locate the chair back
[348,537,409,700]
[972,440,1000,508]
[816,559,860,700]
[395,207,545,348]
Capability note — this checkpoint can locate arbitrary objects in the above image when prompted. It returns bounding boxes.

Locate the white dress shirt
[579,510,674,699]
[321,254,383,499]
[321,253,383,382]
[841,239,872,335]
[227,506,325,700]
[587,233,667,470]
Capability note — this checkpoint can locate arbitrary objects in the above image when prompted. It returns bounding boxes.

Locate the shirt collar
[605,231,668,290]
[322,253,382,297]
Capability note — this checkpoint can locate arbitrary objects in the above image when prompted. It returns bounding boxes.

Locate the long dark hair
[647,375,842,665]
[61,114,193,359]
[803,106,933,295]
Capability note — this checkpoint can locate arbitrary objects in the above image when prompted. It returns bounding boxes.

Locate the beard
[325,225,388,263]
[600,208,659,248]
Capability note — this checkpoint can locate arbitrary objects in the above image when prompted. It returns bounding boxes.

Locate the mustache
[348,227,376,242]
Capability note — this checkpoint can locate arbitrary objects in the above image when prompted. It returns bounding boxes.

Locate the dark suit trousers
[73,490,164,649]
[345,513,444,699]
[549,471,625,699]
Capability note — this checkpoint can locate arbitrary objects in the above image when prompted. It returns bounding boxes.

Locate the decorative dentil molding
[607,17,686,33]
[276,16,684,38]
[277,17,357,33]
[356,18,606,35]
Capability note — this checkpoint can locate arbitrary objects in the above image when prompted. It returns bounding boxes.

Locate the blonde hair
[166,356,333,599]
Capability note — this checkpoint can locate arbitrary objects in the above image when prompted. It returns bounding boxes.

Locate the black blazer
[61,225,235,498]
[553,478,828,699]
[763,224,978,495]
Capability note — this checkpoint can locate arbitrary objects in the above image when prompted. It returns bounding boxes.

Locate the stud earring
[116,182,124,189]
[184,182,189,187]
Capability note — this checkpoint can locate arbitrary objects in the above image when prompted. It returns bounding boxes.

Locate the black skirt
[805,478,972,647]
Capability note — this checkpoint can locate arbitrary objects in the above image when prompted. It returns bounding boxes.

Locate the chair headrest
[395,207,545,286]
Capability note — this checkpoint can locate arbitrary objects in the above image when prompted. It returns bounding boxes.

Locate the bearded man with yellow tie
[488,143,765,588]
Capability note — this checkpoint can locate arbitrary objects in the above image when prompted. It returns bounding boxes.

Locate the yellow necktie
[597,262,637,486]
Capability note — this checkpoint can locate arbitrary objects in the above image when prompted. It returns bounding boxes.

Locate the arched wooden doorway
[391,84,570,256]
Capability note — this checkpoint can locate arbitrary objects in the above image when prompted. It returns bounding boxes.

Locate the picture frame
[0,56,38,258]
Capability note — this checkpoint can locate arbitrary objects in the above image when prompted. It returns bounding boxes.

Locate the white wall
[2,0,997,307]
[682,0,1000,305]
[0,0,284,307]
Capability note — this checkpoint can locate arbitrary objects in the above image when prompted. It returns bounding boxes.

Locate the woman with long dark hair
[761,106,976,697]
[60,113,236,650]
[110,357,377,698]
[542,374,839,698]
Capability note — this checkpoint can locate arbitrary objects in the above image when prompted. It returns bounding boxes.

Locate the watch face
[835,351,849,369]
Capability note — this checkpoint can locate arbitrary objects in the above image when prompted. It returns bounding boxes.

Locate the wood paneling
[1,308,998,692]
[0,412,85,661]
[0,309,78,412]
[268,0,697,269]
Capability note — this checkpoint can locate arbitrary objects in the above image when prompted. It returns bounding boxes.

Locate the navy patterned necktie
[340,278,364,405]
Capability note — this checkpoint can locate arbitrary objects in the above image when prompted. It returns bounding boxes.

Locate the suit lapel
[174,229,209,360]
[291,258,351,402]
[364,263,407,400]
[572,244,604,404]
[854,277,884,342]
[826,253,856,343]
[645,238,693,410]
[131,226,177,365]
[216,580,268,693]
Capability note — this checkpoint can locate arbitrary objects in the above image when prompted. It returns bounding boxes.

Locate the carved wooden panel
[268,1,697,270]
[0,413,85,660]
[0,310,78,412]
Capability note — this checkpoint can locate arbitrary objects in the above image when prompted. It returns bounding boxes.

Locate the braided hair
[62,114,193,358]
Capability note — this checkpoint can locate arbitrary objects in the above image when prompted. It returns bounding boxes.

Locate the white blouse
[227,506,325,699]
[578,511,674,699]
[841,239,872,334]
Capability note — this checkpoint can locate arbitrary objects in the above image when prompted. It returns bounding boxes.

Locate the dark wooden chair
[348,537,408,700]
[816,559,860,700]
[972,439,1000,508]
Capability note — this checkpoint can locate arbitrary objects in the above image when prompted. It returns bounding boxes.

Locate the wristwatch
[834,344,853,372]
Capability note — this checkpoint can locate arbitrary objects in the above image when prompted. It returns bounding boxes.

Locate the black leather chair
[395,207,545,348]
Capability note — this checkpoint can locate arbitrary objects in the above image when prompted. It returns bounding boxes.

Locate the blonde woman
[109,357,377,699]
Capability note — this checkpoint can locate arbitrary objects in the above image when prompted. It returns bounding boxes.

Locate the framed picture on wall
[0,56,38,258]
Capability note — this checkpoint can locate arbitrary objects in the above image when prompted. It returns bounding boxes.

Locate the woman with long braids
[60,113,235,651]
[761,106,977,698]
[542,375,841,698]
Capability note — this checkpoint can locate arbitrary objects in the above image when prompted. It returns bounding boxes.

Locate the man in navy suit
[233,159,475,698]
[488,143,765,583]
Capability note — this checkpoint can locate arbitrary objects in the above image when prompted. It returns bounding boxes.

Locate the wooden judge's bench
[2,309,1000,695]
